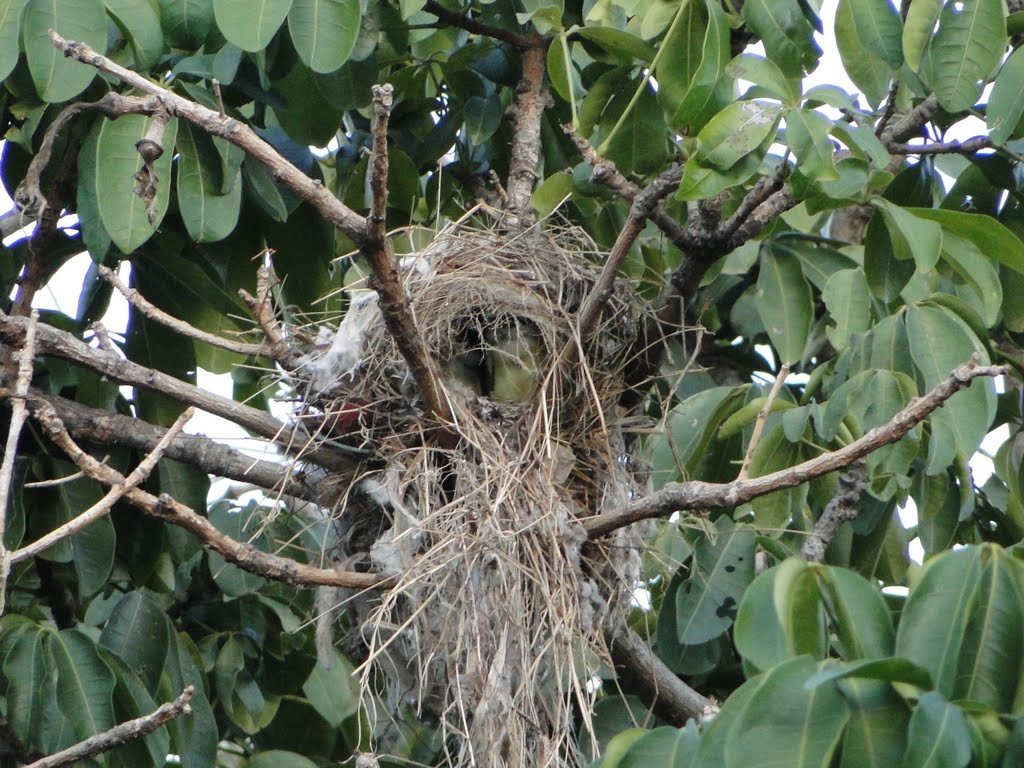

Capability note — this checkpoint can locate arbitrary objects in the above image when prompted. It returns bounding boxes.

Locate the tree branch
[505,44,550,227]
[98,265,272,360]
[889,136,993,155]
[363,85,454,436]
[0,386,325,502]
[585,359,1007,537]
[23,686,194,768]
[237,263,302,369]
[46,32,368,246]
[33,405,386,590]
[606,623,713,724]
[0,312,360,472]
[737,363,789,481]
[0,311,38,611]
[10,408,192,565]
[421,0,542,49]
[802,461,868,562]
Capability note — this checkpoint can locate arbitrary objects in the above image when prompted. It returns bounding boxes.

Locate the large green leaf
[104,0,163,69]
[94,115,178,254]
[301,650,359,728]
[741,0,820,77]
[654,0,705,113]
[176,123,242,242]
[872,199,943,272]
[164,632,218,768]
[902,692,971,768]
[0,0,27,82]
[599,80,668,175]
[99,591,170,694]
[834,0,894,106]
[288,0,360,73]
[23,0,106,102]
[837,679,910,768]
[244,752,321,768]
[905,304,994,473]
[902,0,943,71]
[158,0,213,47]
[48,630,117,740]
[987,45,1024,145]
[694,101,782,172]
[735,567,798,671]
[757,246,813,364]
[906,207,1024,275]
[821,268,871,352]
[619,724,701,768]
[725,656,849,768]
[785,108,837,181]
[773,558,827,659]
[4,627,47,750]
[213,0,292,51]
[674,517,756,645]
[920,0,1007,112]
[818,566,894,660]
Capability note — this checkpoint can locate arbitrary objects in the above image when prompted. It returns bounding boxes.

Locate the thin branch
[889,136,993,155]
[421,0,542,49]
[802,461,868,562]
[98,265,272,360]
[0,208,35,239]
[362,84,454,435]
[46,32,368,246]
[585,359,1007,537]
[0,386,325,502]
[238,262,301,368]
[606,622,713,724]
[10,409,192,565]
[505,44,550,227]
[23,686,195,768]
[880,95,939,145]
[0,312,359,472]
[33,405,386,590]
[737,363,789,481]
[0,311,38,611]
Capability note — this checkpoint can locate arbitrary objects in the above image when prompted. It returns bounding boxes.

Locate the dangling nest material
[294,219,653,767]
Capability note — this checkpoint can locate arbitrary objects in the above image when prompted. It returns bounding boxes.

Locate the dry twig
[23,686,194,768]
[10,408,193,565]
[737,363,790,481]
[238,262,300,368]
[586,359,1007,537]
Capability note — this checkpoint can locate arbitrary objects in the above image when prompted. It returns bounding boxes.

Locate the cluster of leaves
[1,0,1024,765]
[598,543,1024,768]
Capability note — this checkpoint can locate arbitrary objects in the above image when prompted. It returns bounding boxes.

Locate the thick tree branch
[47,32,368,246]
[98,265,272,360]
[606,623,713,724]
[0,386,325,502]
[586,360,1007,537]
[33,405,386,590]
[10,409,192,565]
[0,312,359,472]
[421,0,542,49]
[22,686,194,768]
[364,85,454,435]
[505,44,550,227]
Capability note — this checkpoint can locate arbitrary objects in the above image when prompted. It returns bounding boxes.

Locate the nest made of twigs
[290,219,653,767]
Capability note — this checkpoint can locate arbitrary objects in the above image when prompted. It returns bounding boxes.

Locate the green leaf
[655,0,707,114]
[906,207,1024,275]
[48,629,117,739]
[575,27,656,63]
[176,123,242,242]
[834,0,894,106]
[805,658,932,690]
[619,724,700,768]
[818,566,894,659]
[208,503,267,596]
[599,80,668,175]
[987,46,1024,145]
[75,124,111,258]
[104,0,163,69]
[158,0,212,46]
[837,679,911,768]
[939,233,1002,328]
[903,692,972,768]
[735,568,794,671]
[773,558,827,659]
[50,466,115,600]
[94,115,178,253]
[694,101,782,172]
[785,107,838,181]
[821,269,871,352]
[872,199,943,272]
[464,93,503,146]
[23,0,106,102]
[674,517,756,645]
[4,627,47,749]
[213,0,291,51]
[531,171,574,219]
[741,0,820,77]
[99,591,170,694]
[288,0,360,73]
[272,60,345,146]
[726,656,849,768]
[905,304,994,473]
[757,246,813,364]
[921,0,1007,112]
[844,0,903,68]
[671,0,730,132]
[903,0,943,71]
[244,751,320,768]
[729,54,800,105]
[301,650,360,728]
[657,576,727,675]
[676,145,767,201]
[164,632,218,768]
[0,0,27,82]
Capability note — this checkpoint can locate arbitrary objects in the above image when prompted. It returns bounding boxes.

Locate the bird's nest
[289,218,654,766]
